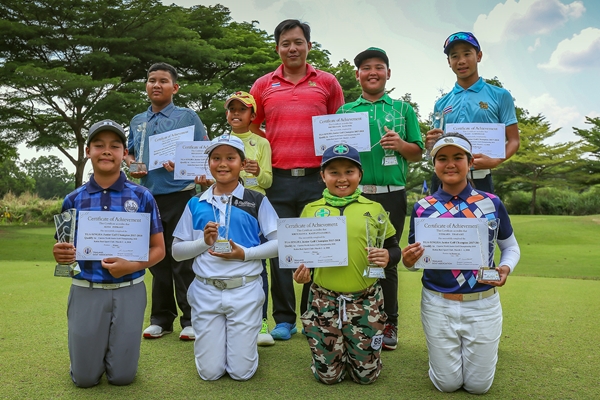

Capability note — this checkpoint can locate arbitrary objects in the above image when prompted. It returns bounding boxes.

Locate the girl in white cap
[171,134,279,381]
[402,133,520,394]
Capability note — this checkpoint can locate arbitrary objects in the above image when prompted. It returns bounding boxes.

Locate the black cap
[86,119,127,146]
[354,47,389,68]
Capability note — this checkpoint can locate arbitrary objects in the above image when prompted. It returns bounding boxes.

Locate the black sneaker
[382,323,398,350]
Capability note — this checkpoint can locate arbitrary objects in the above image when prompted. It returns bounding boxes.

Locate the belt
[273,167,320,177]
[425,287,497,302]
[196,275,259,290]
[72,275,144,290]
[359,184,405,194]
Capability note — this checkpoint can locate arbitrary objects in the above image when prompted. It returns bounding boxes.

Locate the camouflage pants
[300,282,387,385]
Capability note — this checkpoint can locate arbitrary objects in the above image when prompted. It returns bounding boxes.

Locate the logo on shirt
[124,200,139,213]
[371,334,384,350]
[271,82,281,87]
[443,105,453,114]
[308,81,316,87]
[479,101,489,110]
[363,211,372,217]
[234,199,256,209]
[249,138,256,147]
[314,208,330,217]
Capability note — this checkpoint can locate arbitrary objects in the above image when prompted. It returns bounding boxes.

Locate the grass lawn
[1,215,599,399]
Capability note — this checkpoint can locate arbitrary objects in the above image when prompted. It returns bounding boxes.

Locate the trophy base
[129,162,147,174]
[363,266,386,279]
[54,262,81,278]
[382,155,398,166]
[477,267,500,281]
[213,240,232,253]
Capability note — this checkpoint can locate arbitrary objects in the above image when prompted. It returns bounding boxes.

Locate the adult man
[425,32,519,193]
[250,19,344,340]
[126,62,208,341]
[337,47,423,350]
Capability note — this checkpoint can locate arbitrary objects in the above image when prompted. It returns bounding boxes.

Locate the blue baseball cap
[321,143,362,169]
[443,32,481,54]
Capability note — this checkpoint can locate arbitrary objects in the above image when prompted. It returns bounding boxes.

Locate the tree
[494,118,592,214]
[22,155,75,199]
[0,149,35,197]
[572,116,600,186]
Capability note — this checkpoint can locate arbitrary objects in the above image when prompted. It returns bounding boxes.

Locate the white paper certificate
[278,217,348,268]
[312,112,371,155]
[76,211,151,261]
[148,125,194,171]
[445,123,506,159]
[174,141,213,180]
[414,218,488,270]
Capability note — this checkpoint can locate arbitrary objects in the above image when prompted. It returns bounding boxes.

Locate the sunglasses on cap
[443,32,480,53]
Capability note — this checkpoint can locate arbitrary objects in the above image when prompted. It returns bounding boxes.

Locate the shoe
[179,326,195,341]
[257,319,275,346]
[270,322,297,340]
[143,325,173,339]
[382,323,398,350]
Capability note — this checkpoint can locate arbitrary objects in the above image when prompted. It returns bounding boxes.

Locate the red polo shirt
[251,64,344,170]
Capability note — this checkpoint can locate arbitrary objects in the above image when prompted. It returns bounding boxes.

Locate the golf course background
[0,215,598,399]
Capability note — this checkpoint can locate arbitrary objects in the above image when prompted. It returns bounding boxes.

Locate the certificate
[148,125,194,171]
[445,123,506,159]
[312,112,371,155]
[278,217,348,268]
[76,211,151,261]
[414,218,488,270]
[174,141,213,180]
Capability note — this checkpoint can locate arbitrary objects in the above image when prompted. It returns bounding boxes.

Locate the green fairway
[1,216,599,399]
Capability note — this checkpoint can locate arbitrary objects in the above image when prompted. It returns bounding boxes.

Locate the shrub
[0,192,62,225]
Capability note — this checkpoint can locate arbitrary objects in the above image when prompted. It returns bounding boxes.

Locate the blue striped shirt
[128,102,208,195]
[61,172,163,283]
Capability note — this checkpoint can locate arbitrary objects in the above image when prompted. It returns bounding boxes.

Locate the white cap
[204,134,245,156]
[431,135,472,159]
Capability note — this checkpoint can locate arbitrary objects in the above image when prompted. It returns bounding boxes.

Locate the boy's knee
[196,362,225,381]
[71,371,100,388]
[347,367,380,385]
[429,370,463,393]
[106,371,136,386]
[463,379,493,395]
[312,366,345,385]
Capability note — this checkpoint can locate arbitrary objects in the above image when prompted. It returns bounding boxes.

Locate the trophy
[212,194,233,253]
[425,111,444,160]
[377,113,399,166]
[477,218,501,281]
[53,209,81,277]
[129,122,147,174]
[363,212,389,279]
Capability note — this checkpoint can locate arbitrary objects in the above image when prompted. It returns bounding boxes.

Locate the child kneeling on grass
[402,133,520,394]
[52,119,165,388]
[172,134,278,381]
[293,144,400,384]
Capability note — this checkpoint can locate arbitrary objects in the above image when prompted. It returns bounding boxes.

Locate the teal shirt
[337,93,423,186]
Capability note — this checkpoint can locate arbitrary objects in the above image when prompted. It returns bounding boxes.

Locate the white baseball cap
[430,135,472,159]
[204,134,246,156]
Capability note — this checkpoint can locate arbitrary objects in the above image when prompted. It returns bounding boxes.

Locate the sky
[19,0,600,174]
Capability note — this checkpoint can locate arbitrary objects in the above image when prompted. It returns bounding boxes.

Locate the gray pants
[67,281,146,387]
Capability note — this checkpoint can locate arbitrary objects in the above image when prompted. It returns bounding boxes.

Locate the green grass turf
[0,215,599,398]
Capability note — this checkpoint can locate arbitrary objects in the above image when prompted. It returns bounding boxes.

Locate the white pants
[187,277,264,381]
[421,288,503,394]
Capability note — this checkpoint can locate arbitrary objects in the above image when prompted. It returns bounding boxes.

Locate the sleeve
[496,199,514,241]
[256,138,273,190]
[383,235,401,267]
[172,236,210,262]
[191,111,209,141]
[326,75,345,115]
[407,207,418,245]
[403,103,424,148]
[498,88,518,127]
[257,196,279,238]
[172,202,194,242]
[250,77,266,126]
[382,204,397,240]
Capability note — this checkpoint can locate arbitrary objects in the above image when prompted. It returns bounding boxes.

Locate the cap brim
[87,126,127,145]
[354,50,389,67]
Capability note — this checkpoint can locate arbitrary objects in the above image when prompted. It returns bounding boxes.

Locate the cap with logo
[224,91,257,113]
[87,119,127,145]
[204,134,246,156]
[321,143,362,169]
[430,135,473,160]
[443,32,481,54]
[353,47,389,68]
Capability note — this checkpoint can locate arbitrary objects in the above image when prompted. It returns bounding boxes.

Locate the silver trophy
[425,111,444,160]
[53,209,81,277]
[377,113,399,166]
[129,122,147,174]
[477,218,501,281]
[212,194,233,253]
[363,212,389,279]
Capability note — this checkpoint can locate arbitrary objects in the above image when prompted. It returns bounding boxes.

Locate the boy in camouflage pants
[293,144,400,384]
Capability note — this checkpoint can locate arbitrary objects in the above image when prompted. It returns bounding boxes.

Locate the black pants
[431,172,494,194]
[266,170,325,324]
[150,189,196,329]
[361,189,407,326]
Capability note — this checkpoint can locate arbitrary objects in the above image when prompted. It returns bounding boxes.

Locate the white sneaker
[143,325,172,339]
[179,326,195,341]
[257,318,275,346]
